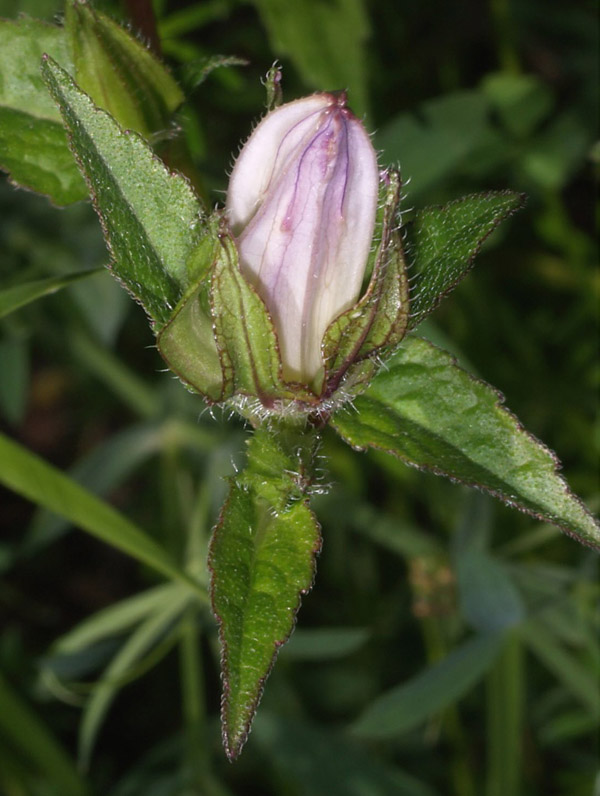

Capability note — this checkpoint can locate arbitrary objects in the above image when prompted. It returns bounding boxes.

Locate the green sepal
[156,216,224,401]
[331,335,600,550]
[210,232,314,408]
[406,191,526,330]
[64,0,184,141]
[321,169,409,392]
[208,423,322,759]
[41,57,204,325]
[0,16,86,204]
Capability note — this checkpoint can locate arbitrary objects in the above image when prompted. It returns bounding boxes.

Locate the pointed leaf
[65,0,184,139]
[209,425,321,758]
[406,191,525,330]
[0,269,102,319]
[332,336,600,549]
[0,16,86,203]
[41,57,204,325]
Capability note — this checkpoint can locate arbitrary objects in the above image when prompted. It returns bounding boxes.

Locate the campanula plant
[0,1,598,765]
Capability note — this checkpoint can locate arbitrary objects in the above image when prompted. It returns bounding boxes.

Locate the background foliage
[0,0,598,794]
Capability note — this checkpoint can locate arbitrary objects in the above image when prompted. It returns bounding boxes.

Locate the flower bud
[226,92,379,385]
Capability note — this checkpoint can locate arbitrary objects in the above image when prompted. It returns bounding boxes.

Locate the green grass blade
[352,632,505,739]
[0,269,102,319]
[79,588,190,767]
[0,432,206,600]
[522,620,600,716]
[486,631,524,796]
[0,670,90,796]
[54,583,182,655]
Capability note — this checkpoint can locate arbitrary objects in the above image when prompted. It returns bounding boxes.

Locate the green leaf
[208,424,321,759]
[41,57,204,325]
[351,632,504,739]
[252,0,371,117]
[406,192,526,331]
[0,269,102,319]
[332,336,600,549]
[456,550,525,632]
[79,586,190,767]
[65,0,184,139]
[522,620,600,717]
[0,431,206,599]
[0,670,90,796]
[0,337,29,424]
[481,72,553,138]
[376,91,494,198]
[0,16,87,203]
[254,712,439,796]
[281,627,369,661]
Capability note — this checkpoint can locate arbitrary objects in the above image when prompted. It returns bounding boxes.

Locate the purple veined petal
[226,93,379,386]
[227,94,334,233]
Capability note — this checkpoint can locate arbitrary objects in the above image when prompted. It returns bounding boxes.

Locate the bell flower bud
[226,92,379,386]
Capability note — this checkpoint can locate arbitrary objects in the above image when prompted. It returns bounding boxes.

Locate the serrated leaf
[209,425,321,759]
[65,0,184,139]
[41,57,204,325]
[406,192,525,330]
[0,16,86,203]
[351,632,504,739]
[331,336,600,550]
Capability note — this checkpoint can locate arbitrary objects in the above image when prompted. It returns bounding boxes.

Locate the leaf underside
[332,336,600,549]
[208,426,321,759]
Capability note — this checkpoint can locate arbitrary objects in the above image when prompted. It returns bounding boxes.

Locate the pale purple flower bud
[226,92,379,385]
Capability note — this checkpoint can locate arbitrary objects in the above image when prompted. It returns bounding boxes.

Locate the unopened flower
[226,92,379,386]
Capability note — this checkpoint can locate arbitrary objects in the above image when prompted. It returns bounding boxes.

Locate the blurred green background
[0,0,598,794]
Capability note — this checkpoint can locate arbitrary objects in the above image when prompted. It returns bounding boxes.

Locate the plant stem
[179,607,209,788]
[486,630,523,796]
[490,0,520,73]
